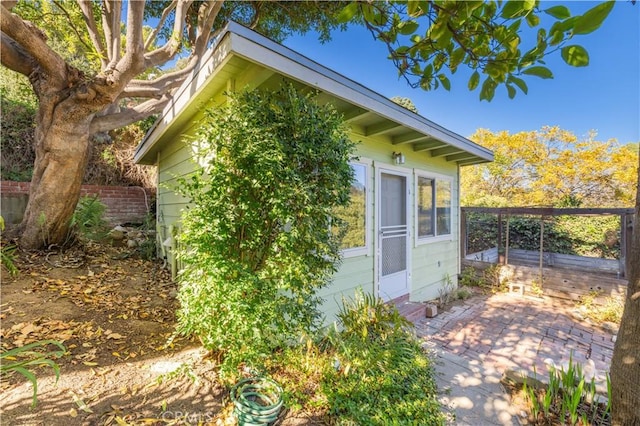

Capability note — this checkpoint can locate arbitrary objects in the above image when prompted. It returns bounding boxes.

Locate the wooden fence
[460,207,634,302]
[462,259,627,303]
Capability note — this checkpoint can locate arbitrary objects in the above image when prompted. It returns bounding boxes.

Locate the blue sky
[283,2,640,144]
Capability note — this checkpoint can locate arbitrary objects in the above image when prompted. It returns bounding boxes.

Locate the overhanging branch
[89,96,170,134]
[0,4,67,82]
[120,62,197,98]
[0,32,37,76]
[144,0,193,68]
[144,0,177,50]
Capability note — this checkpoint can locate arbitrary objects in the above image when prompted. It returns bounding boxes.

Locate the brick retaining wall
[1,181,155,225]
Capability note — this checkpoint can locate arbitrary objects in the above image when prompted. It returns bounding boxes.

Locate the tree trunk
[18,98,92,249]
[610,153,640,425]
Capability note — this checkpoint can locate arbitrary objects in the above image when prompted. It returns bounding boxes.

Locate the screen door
[378,171,409,301]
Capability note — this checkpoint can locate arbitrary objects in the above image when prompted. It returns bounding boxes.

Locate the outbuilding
[135,22,493,321]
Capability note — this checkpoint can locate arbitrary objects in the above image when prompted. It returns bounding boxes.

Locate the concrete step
[389,295,427,323]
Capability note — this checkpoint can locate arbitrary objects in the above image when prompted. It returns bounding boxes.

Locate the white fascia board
[226,23,492,161]
[135,21,493,164]
[134,35,234,163]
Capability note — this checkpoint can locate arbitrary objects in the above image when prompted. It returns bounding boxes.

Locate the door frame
[375,164,412,301]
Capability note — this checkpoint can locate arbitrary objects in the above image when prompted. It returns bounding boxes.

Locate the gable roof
[135,21,493,166]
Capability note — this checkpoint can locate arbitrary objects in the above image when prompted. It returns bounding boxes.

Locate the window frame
[414,171,454,246]
[340,159,372,258]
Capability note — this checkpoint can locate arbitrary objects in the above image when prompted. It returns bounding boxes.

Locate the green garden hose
[230,377,283,426]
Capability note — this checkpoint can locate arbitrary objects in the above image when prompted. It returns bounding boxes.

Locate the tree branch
[99,0,145,93]
[124,0,145,57]
[144,0,177,50]
[77,0,108,69]
[144,0,193,68]
[0,4,67,82]
[120,61,198,98]
[89,96,170,134]
[194,0,222,55]
[102,0,121,69]
[0,32,37,76]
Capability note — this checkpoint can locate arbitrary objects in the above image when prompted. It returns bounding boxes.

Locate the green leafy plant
[1,243,18,275]
[321,292,445,425]
[530,279,544,297]
[70,196,108,241]
[438,273,456,307]
[459,266,482,287]
[336,289,411,341]
[456,286,473,301]
[0,340,66,407]
[578,292,624,325]
[1,216,19,275]
[175,85,355,377]
[522,353,612,425]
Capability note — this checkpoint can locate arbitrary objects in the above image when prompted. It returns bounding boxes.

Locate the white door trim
[376,165,411,301]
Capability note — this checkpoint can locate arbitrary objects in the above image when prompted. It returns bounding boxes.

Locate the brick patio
[415,292,616,386]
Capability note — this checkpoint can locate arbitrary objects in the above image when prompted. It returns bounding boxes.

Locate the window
[336,162,369,256]
[416,174,452,242]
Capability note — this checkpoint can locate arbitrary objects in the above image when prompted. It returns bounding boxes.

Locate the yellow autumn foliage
[462,126,639,208]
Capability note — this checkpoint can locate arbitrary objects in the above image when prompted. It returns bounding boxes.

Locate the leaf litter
[1,243,229,425]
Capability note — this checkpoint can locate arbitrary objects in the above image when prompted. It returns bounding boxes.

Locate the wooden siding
[353,132,460,304]
[319,255,375,322]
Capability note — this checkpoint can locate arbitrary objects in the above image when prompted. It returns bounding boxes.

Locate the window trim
[341,158,372,258]
[414,170,453,246]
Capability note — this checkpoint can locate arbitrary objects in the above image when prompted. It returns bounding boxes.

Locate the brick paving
[415,293,616,385]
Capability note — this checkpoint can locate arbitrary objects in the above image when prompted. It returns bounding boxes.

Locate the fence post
[621,213,633,279]
[539,215,544,286]
[497,212,503,264]
[505,214,510,265]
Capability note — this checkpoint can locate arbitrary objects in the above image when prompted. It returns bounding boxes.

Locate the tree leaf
[506,84,517,99]
[508,75,529,94]
[501,1,524,19]
[549,23,566,46]
[450,48,465,69]
[526,13,540,28]
[407,1,420,17]
[573,1,615,35]
[544,5,571,20]
[336,3,359,24]
[561,45,589,67]
[480,77,497,101]
[468,70,480,91]
[438,74,451,91]
[398,20,419,35]
[521,66,553,79]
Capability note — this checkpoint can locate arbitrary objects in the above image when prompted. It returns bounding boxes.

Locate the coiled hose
[230,377,283,425]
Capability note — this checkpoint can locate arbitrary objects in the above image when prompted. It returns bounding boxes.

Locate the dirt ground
[0,242,237,426]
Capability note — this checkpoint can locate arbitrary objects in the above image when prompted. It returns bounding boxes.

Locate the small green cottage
[134,22,493,321]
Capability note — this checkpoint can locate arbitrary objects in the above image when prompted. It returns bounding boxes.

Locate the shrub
[267,294,446,425]
[323,292,445,425]
[175,85,355,377]
[336,289,411,341]
[466,213,621,259]
[522,354,611,425]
